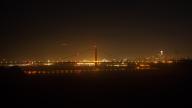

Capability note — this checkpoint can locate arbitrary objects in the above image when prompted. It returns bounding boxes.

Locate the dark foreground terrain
[0,61,192,106]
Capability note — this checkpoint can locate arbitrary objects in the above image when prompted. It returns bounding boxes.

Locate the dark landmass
[0,60,192,106]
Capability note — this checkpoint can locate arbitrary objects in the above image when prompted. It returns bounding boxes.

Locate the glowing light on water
[77,62,95,66]
[137,63,151,70]
[43,63,53,66]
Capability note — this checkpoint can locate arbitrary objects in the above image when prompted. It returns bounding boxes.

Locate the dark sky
[1,1,192,61]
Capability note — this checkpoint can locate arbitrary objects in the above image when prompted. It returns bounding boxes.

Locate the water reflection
[24,70,85,75]
[24,67,152,75]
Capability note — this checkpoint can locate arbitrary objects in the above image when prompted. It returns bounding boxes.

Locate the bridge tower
[94,45,98,67]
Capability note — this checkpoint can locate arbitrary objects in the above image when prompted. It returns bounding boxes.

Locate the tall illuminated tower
[160,50,164,56]
[159,50,166,62]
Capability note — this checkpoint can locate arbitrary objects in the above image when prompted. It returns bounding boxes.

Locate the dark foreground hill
[0,61,192,106]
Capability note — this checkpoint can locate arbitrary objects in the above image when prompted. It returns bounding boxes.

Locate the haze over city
[1,1,192,61]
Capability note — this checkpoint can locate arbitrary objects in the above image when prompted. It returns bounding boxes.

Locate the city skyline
[0,49,181,64]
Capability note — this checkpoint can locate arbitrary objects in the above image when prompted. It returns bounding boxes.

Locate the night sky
[1,1,192,61]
